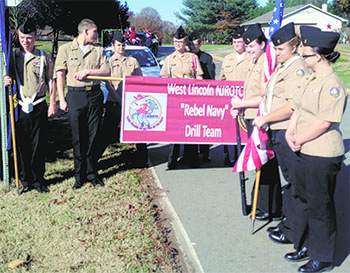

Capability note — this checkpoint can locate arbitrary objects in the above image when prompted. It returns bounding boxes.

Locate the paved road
[149,46,350,273]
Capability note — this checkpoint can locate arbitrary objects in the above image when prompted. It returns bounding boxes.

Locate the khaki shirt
[293,66,346,157]
[55,39,108,87]
[109,54,142,102]
[160,51,203,79]
[13,47,52,98]
[220,52,250,81]
[265,56,309,130]
[244,53,265,119]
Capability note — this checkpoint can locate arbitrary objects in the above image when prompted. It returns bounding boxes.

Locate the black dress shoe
[285,247,309,262]
[298,260,333,272]
[19,187,31,195]
[267,225,280,233]
[255,211,270,221]
[269,229,292,244]
[36,185,50,193]
[91,178,105,187]
[72,182,84,190]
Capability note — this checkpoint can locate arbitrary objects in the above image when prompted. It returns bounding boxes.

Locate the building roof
[242,4,347,26]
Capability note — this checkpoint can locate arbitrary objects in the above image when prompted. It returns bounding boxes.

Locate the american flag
[264,0,284,82]
[233,0,284,172]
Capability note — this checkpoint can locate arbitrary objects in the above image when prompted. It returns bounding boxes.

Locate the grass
[1,107,182,272]
[0,144,181,273]
[333,45,350,89]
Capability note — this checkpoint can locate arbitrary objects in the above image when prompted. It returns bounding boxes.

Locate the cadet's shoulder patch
[295,69,305,78]
[330,88,340,98]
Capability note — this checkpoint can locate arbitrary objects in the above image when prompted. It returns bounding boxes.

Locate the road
[149,46,350,273]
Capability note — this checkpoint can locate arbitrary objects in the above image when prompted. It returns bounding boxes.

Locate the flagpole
[0,40,10,188]
[8,85,19,191]
[251,168,261,233]
[235,117,250,216]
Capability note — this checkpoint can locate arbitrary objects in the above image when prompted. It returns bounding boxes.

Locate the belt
[68,85,100,92]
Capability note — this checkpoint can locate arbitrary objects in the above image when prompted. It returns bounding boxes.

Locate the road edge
[149,166,204,273]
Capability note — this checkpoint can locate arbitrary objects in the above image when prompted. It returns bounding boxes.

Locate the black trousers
[270,129,299,242]
[293,153,343,262]
[17,101,48,189]
[168,144,198,168]
[66,87,103,183]
[96,101,121,159]
[246,119,282,215]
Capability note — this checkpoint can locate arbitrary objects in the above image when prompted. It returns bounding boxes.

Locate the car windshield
[125,49,158,67]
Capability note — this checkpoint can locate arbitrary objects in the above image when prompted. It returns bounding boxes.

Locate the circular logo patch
[330,88,340,98]
[295,69,305,78]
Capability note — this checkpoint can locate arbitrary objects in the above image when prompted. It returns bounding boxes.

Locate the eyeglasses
[301,54,316,59]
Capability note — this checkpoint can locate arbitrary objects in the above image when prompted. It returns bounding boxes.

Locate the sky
[124,0,269,26]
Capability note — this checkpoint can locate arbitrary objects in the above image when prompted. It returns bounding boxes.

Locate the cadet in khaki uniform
[253,23,309,244]
[231,23,282,221]
[55,18,110,190]
[220,26,250,166]
[160,26,203,169]
[4,19,56,194]
[99,31,148,167]
[188,30,215,163]
[285,27,346,273]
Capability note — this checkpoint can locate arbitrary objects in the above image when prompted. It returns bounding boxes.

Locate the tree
[333,0,350,26]
[177,0,256,43]
[134,7,163,34]
[7,0,130,58]
[161,20,176,43]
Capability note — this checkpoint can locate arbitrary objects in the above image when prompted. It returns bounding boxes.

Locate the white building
[242,4,347,37]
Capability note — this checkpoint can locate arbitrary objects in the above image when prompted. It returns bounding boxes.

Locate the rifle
[235,116,251,216]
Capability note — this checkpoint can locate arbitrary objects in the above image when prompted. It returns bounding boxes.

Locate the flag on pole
[0,0,17,150]
[264,0,284,82]
[233,0,284,173]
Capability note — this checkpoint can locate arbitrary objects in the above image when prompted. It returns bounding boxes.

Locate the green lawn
[333,45,350,89]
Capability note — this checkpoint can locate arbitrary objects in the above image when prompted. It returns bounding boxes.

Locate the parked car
[104,45,161,77]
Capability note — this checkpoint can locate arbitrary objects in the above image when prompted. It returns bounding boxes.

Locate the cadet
[231,23,282,221]
[285,26,346,273]
[253,22,309,244]
[160,26,203,169]
[101,31,148,167]
[220,26,250,166]
[4,18,56,194]
[188,29,215,163]
[55,18,110,190]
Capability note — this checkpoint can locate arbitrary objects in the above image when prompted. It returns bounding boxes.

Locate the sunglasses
[301,54,316,59]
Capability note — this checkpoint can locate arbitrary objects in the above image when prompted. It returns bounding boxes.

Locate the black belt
[68,85,100,92]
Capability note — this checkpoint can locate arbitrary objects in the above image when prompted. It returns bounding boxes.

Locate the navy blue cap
[19,18,36,34]
[174,26,187,39]
[189,30,200,41]
[233,26,245,39]
[300,26,339,50]
[113,31,125,43]
[243,23,265,45]
[271,22,296,46]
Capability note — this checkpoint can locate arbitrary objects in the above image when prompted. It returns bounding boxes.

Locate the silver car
[104,45,161,77]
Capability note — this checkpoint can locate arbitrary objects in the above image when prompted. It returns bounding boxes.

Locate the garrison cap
[243,23,265,45]
[233,26,245,39]
[19,18,36,34]
[188,30,200,41]
[300,26,339,50]
[113,31,125,43]
[174,26,187,39]
[271,22,296,46]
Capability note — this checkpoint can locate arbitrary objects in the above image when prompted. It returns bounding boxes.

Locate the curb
[149,166,204,273]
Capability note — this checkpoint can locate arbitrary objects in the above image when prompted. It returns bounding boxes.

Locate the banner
[121,76,248,145]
